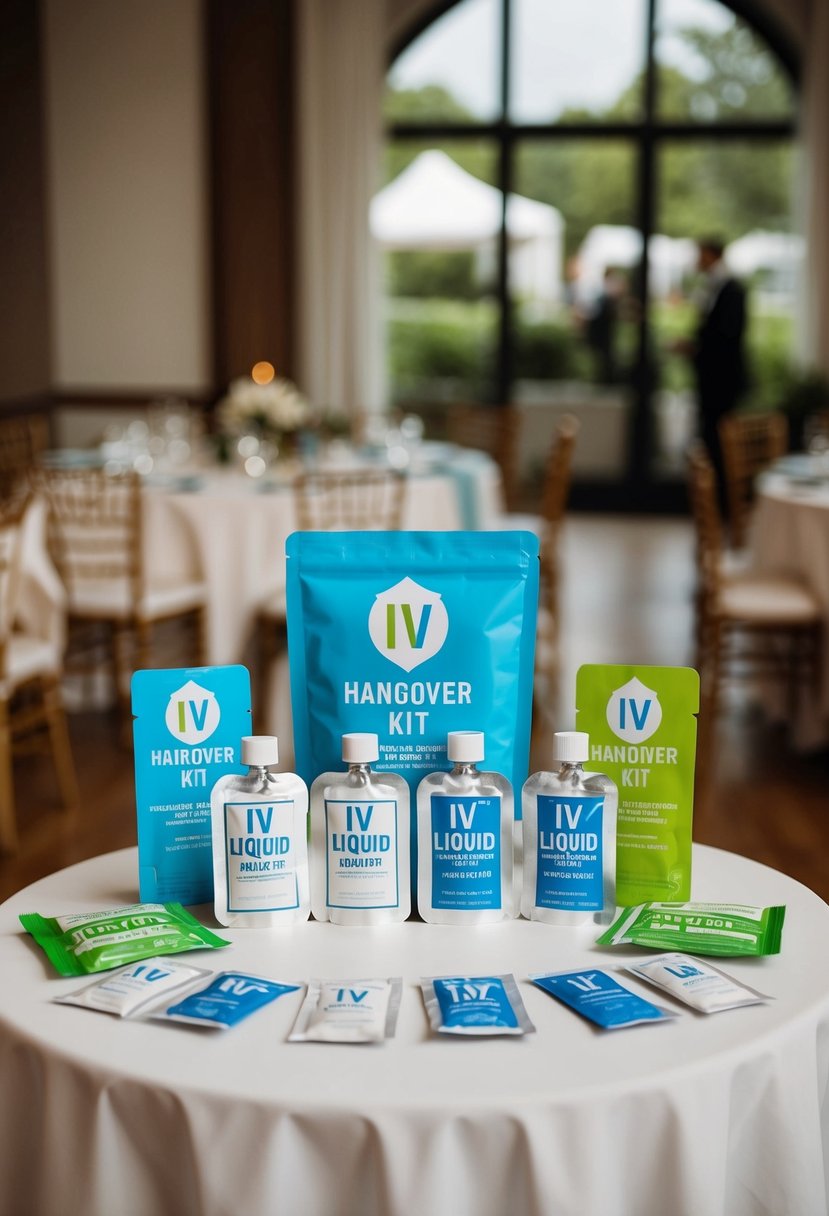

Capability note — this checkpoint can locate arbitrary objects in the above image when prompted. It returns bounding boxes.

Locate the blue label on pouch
[132,666,252,905]
[325,799,400,909]
[430,794,501,910]
[434,976,518,1029]
[224,801,300,913]
[162,973,299,1028]
[535,794,604,911]
[531,970,673,1029]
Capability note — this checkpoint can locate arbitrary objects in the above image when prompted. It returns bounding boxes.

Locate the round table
[752,469,829,748]
[1,845,827,1216]
[143,451,504,667]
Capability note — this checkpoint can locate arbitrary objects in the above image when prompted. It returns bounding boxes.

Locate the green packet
[596,902,785,957]
[576,663,699,905]
[20,903,230,977]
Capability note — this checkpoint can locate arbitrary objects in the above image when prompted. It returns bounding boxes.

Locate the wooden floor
[1,515,827,904]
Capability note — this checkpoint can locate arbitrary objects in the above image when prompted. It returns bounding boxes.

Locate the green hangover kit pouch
[597,902,785,957]
[20,903,230,977]
[576,663,699,905]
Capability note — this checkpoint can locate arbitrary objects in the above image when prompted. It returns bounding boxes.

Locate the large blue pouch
[286,531,539,876]
[132,665,252,905]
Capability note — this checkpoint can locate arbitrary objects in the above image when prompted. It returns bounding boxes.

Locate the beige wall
[43,0,210,392]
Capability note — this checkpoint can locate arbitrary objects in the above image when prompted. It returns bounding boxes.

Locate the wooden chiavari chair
[0,414,49,505]
[293,468,407,532]
[33,467,207,726]
[804,409,829,447]
[257,468,407,724]
[0,494,78,852]
[531,417,579,730]
[447,404,522,510]
[718,410,788,549]
[687,443,820,755]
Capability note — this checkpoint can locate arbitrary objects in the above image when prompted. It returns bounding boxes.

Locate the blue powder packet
[421,974,535,1036]
[153,972,299,1029]
[286,532,539,882]
[530,969,677,1030]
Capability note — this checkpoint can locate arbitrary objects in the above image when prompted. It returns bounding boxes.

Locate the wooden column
[207,0,296,390]
[0,0,52,406]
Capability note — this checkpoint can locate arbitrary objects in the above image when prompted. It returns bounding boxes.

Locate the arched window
[379,0,798,507]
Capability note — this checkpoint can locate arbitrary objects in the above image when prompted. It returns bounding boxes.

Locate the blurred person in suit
[678,237,749,480]
[585,268,627,385]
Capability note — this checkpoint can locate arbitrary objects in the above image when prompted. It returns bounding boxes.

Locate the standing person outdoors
[685,237,749,480]
[585,268,627,385]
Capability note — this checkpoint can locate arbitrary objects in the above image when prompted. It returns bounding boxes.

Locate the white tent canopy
[726,230,804,298]
[371,150,563,301]
[577,225,697,302]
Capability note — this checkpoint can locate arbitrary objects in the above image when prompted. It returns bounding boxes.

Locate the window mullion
[496,0,512,404]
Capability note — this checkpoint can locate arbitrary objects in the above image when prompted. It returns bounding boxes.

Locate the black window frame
[386,0,799,511]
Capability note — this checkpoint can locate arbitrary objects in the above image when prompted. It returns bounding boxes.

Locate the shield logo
[368,577,449,672]
[606,676,663,743]
[165,680,221,744]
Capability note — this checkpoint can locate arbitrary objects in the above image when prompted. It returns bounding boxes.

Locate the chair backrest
[536,416,579,614]
[687,442,723,603]
[0,414,49,504]
[447,404,521,508]
[539,415,579,532]
[34,467,143,604]
[0,496,30,679]
[804,409,829,446]
[719,410,788,548]
[294,468,406,532]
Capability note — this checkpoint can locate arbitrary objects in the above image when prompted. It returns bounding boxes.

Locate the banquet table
[751,463,829,748]
[141,448,503,666]
[1,844,827,1216]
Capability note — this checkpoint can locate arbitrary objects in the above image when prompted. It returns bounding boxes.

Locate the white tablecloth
[751,471,829,748]
[1,845,827,1216]
[143,455,503,666]
[17,498,66,654]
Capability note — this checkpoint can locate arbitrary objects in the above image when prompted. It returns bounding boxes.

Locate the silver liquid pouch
[55,958,212,1018]
[421,974,535,1036]
[286,531,539,890]
[288,978,402,1043]
[625,953,770,1014]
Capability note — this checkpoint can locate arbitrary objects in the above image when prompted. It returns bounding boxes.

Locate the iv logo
[164,680,221,744]
[664,962,703,979]
[443,981,495,1002]
[606,676,662,744]
[567,973,603,993]
[337,989,369,1003]
[218,977,270,996]
[368,577,449,672]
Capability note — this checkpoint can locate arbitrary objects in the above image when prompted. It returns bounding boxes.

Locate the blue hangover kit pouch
[132,665,252,905]
[530,969,677,1030]
[286,531,539,879]
[153,972,300,1029]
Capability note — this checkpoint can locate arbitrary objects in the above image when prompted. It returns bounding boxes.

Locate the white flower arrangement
[217,376,310,438]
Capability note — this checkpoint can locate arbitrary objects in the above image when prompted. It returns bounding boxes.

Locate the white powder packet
[288,978,402,1043]
[625,953,770,1014]
[55,957,211,1018]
